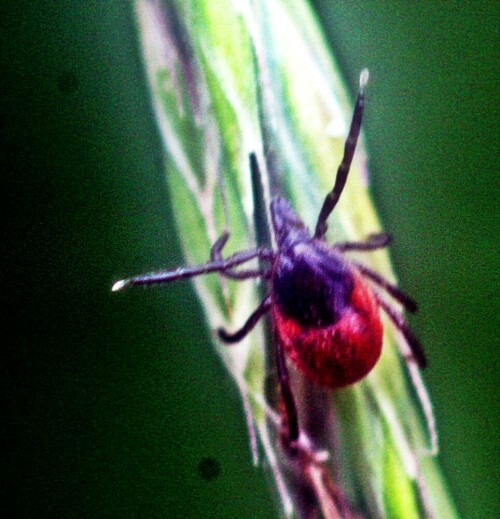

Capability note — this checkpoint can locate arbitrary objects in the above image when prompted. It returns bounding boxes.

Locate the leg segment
[376,296,437,455]
[276,338,299,441]
[217,295,272,343]
[210,231,271,280]
[218,291,299,441]
[376,295,427,368]
[334,232,392,252]
[354,261,418,313]
[112,247,272,291]
[210,231,231,261]
[314,70,369,239]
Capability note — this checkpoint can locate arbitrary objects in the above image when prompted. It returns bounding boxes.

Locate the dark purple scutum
[273,244,354,328]
[271,196,354,328]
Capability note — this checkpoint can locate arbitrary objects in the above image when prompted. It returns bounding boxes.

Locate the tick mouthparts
[111,279,129,292]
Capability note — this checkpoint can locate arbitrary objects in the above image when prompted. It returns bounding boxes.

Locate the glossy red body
[273,270,383,388]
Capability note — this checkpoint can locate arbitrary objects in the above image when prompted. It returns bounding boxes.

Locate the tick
[113,70,426,442]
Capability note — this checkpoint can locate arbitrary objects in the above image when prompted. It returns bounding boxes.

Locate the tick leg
[216,268,271,280]
[314,70,369,239]
[112,247,271,291]
[276,339,299,442]
[376,295,427,368]
[334,232,392,252]
[354,262,418,313]
[210,231,271,280]
[376,295,438,454]
[210,231,231,260]
[217,295,272,343]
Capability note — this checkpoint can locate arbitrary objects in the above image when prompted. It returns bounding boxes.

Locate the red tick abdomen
[273,273,383,388]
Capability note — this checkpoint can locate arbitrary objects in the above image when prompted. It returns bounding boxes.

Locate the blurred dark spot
[197,457,220,481]
[57,71,80,94]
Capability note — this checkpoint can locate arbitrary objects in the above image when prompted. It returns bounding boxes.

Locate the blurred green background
[4,2,497,518]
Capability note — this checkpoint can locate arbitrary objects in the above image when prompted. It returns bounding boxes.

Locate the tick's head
[271,196,310,248]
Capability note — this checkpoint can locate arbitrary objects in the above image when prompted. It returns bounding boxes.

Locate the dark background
[4,2,498,518]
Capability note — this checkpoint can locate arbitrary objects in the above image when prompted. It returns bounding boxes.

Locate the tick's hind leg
[376,295,438,455]
[217,295,272,343]
[376,295,427,368]
[217,293,299,443]
[354,261,418,313]
[335,233,418,312]
[276,339,299,442]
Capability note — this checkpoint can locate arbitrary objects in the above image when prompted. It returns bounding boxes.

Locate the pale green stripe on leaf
[384,440,420,519]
